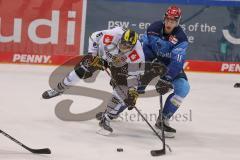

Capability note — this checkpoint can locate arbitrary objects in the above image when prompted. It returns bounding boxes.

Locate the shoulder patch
[169,35,178,44]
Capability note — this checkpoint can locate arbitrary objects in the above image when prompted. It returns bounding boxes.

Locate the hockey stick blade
[151,149,166,156]
[28,148,51,154]
[0,129,51,154]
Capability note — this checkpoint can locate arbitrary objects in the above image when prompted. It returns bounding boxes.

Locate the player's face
[118,42,134,53]
[164,17,178,34]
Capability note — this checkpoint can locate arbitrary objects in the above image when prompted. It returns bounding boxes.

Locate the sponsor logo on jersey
[160,52,171,58]
[128,50,140,62]
[103,34,114,45]
[169,35,178,44]
[12,54,51,64]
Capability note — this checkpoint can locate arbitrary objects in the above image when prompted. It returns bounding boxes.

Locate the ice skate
[155,118,176,138]
[97,115,113,136]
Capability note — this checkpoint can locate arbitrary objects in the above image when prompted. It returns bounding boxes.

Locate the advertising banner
[0,0,84,64]
[85,0,240,62]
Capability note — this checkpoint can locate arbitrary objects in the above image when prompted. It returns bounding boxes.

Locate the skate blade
[96,128,112,136]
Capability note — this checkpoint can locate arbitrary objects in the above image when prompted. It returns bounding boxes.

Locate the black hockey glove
[150,60,167,76]
[155,78,173,95]
[124,88,139,110]
[90,56,105,70]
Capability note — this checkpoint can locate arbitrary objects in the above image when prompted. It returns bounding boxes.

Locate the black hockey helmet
[118,29,138,53]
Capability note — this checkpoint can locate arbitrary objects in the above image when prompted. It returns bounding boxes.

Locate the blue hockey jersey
[141,21,188,80]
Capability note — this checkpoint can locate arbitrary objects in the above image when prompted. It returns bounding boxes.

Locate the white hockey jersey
[88,27,145,89]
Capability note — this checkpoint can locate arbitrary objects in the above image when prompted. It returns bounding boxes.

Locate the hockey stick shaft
[133,106,164,142]
[0,129,51,154]
[160,95,166,150]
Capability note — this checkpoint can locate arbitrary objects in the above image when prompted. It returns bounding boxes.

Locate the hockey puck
[234,83,240,88]
[117,148,123,152]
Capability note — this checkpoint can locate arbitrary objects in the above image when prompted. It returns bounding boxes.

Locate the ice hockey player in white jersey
[42,27,148,135]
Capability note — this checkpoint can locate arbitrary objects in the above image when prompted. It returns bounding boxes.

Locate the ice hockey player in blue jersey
[138,6,190,138]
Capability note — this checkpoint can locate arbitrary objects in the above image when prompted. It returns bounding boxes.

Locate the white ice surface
[0,64,240,160]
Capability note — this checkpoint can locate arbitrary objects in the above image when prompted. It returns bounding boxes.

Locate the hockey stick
[150,95,167,156]
[0,129,51,154]
[103,68,171,156]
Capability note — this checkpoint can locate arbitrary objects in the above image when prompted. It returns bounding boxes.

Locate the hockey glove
[155,79,173,95]
[150,61,167,76]
[90,56,105,70]
[124,88,139,110]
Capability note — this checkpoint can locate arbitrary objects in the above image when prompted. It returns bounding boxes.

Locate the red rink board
[184,60,240,73]
[1,52,240,74]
